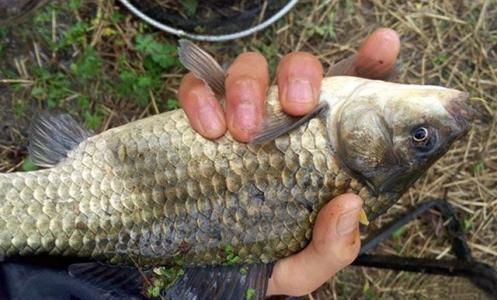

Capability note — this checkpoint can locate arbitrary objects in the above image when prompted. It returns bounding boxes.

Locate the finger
[178,73,226,139]
[330,28,400,79]
[277,52,324,116]
[266,194,362,296]
[225,52,269,142]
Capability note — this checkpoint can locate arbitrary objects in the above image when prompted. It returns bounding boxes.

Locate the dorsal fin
[28,111,91,168]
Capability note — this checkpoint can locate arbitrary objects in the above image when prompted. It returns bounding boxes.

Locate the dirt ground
[0,0,496,299]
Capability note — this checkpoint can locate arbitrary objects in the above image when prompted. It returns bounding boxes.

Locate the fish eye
[413,127,428,143]
[411,126,436,153]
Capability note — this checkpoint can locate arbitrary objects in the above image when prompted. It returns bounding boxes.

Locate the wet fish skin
[0,94,366,265]
[0,76,468,267]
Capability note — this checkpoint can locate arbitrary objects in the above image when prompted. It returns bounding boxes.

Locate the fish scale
[0,87,374,267]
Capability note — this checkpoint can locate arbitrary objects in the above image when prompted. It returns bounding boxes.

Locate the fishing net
[118,0,297,41]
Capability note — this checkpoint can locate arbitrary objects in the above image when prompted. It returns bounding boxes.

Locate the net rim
[117,0,299,42]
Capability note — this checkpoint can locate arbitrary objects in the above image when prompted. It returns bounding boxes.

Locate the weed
[31,67,74,108]
[224,244,242,265]
[113,34,179,107]
[57,21,89,50]
[245,288,256,300]
[181,0,198,16]
[463,218,473,232]
[135,33,178,70]
[0,28,6,57]
[22,157,38,171]
[69,0,82,10]
[472,160,485,175]
[305,17,336,39]
[433,53,449,65]
[147,266,185,298]
[392,226,407,253]
[13,100,27,118]
[166,98,180,110]
[70,47,102,81]
[77,96,104,130]
[362,281,378,300]
[117,68,160,107]
[257,43,279,77]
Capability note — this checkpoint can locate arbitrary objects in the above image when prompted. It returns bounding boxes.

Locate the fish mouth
[443,92,471,139]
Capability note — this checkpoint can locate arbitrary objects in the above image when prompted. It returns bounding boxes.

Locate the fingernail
[197,100,223,135]
[337,207,361,236]
[286,78,314,105]
[232,79,259,132]
[233,101,257,131]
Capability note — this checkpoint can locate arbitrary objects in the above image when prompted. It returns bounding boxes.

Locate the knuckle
[311,232,361,266]
[334,236,361,266]
[236,51,266,63]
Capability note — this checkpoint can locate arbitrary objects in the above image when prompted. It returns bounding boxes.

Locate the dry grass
[0,0,496,299]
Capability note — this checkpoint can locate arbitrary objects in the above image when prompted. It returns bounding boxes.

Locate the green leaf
[71,48,102,80]
[147,285,161,298]
[69,0,81,10]
[22,157,38,171]
[245,288,256,300]
[166,98,180,110]
[57,22,89,49]
[135,34,178,70]
[181,0,198,16]
[84,111,103,130]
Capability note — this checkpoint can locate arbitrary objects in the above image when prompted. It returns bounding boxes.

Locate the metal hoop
[117,0,299,42]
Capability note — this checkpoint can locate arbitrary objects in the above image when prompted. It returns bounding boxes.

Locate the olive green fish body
[0,99,371,266]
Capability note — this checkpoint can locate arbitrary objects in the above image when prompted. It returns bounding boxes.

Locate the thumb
[266,193,362,296]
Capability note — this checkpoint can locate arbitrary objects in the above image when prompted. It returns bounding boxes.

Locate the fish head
[332,79,470,217]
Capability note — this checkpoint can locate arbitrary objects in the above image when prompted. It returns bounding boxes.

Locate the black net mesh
[127,0,291,35]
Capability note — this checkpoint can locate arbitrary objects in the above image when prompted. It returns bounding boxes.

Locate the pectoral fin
[252,101,329,145]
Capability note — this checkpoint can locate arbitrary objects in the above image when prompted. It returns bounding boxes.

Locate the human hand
[178,27,400,142]
[178,27,400,296]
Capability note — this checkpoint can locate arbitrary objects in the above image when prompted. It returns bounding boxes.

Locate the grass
[0,0,496,299]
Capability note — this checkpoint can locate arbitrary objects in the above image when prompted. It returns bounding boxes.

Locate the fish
[0,40,471,298]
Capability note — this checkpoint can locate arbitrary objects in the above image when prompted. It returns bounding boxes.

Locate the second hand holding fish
[178,28,401,296]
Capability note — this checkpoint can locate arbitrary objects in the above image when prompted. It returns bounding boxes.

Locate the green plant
[57,21,89,50]
[147,266,185,298]
[31,67,74,108]
[135,33,178,70]
[245,288,256,300]
[117,68,160,107]
[181,0,198,16]
[224,244,241,265]
[70,47,102,81]
[22,157,38,171]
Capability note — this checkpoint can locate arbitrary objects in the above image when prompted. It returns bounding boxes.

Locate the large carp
[0,41,471,298]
